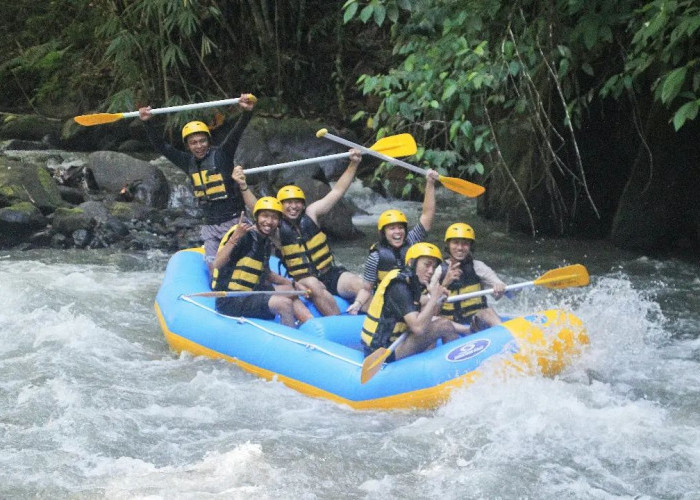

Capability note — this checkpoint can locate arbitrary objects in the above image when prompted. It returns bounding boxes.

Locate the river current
[1,182,699,499]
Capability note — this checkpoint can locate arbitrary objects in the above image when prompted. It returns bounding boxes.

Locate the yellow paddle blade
[74,112,126,126]
[370,133,417,157]
[534,264,589,289]
[361,348,391,384]
[438,175,486,198]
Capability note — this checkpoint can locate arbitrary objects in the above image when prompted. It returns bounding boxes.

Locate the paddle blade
[370,133,417,158]
[534,264,589,289]
[74,112,125,126]
[360,348,391,384]
[438,175,486,198]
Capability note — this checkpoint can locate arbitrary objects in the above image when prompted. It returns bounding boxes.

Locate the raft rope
[179,295,363,368]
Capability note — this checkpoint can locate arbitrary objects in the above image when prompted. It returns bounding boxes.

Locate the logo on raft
[446,339,491,362]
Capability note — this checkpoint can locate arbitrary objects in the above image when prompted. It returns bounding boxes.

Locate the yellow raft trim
[155,254,588,410]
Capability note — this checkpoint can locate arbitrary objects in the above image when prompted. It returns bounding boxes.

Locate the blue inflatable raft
[155,248,589,410]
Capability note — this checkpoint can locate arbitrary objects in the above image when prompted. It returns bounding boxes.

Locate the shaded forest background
[1,0,699,256]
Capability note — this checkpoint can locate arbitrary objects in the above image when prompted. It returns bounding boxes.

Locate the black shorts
[215,285,276,320]
[317,266,347,296]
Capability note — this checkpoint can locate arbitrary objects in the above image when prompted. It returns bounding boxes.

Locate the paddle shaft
[446,281,534,303]
[446,271,583,303]
[124,97,242,119]
[320,131,428,178]
[184,289,307,299]
[244,151,353,174]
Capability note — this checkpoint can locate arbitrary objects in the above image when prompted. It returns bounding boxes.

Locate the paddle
[74,95,257,126]
[243,133,417,175]
[182,289,309,299]
[446,264,590,303]
[316,128,485,198]
[360,265,444,384]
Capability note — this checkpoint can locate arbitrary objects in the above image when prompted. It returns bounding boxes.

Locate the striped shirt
[362,223,428,287]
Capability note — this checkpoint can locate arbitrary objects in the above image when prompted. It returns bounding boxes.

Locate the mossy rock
[0,156,67,211]
[0,113,62,141]
[51,206,92,235]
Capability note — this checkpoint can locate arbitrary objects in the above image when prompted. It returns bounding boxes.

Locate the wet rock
[0,156,68,212]
[72,228,93,248]
[0,113,62,142]
[88,151,169,208]
[50,206,95,235]
[0,202,48,246]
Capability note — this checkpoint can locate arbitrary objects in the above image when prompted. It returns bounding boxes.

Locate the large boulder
[0,156,67,212]
[0,202,48,247]
[233,117,371,186]
[0,113,62,143]
[87,151,169,208]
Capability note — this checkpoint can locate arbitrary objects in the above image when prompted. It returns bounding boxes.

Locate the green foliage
[1,0,390,123]
[602,0,700,130]
[0,0,105,110]
[343,0,699,223]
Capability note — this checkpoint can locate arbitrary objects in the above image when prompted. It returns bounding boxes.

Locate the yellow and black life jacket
[440,258,486,323]
[211,227,270,292]
[361,268,421,351]
[189,150,229,201]
[370,241,409,286]
[278,213,334,279]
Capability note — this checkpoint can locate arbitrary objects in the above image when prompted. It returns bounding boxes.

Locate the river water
[1,181,699,499]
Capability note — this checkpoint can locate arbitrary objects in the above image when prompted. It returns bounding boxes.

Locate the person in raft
[211,197,313,328]
[138,94,257,268]
[361,242,458,361]
[275,148,370,316]
[361,169,439,294]
[440,223,506,334]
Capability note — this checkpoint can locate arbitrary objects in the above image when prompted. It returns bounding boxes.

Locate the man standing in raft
[440,223,506,334]
[138,94,257,268]
[211,197,312,328]
[361,242,458,361]
[275,148,370,316]
[360,169,439,293]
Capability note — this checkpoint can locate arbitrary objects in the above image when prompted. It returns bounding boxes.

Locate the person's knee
[299,277,325,292]
[269,296,294,314]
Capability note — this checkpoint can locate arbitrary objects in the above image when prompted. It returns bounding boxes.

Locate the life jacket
[369,241,409,286]
[278,213,334,279]
[188,149,230,201]
[211,226,270,292]
[440,257,486,323]
[361,268,422,351]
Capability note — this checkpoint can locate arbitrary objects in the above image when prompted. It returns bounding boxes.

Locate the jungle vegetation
[2,0,699,237]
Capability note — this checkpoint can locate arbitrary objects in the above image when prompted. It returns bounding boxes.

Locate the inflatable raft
[154,248,589,410]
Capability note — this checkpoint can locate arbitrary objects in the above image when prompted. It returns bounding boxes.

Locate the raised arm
[219,94,256,157]
[139,106,191,170]
[418,169,438,231]
[305,149,361,222]
[232,165,257,212]
[212,213,253,271]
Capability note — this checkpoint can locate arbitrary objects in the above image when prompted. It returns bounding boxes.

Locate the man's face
[448,238,472,261]
[256,210,280,236]
[414,256,440,285]
[185,133,210,159]
[383,223,406,248]
[281,198,304,220]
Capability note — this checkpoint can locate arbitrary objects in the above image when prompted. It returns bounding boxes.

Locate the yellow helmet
[444,223,475,242]
[377,209,408,231]
[253,196,283,218]
[404,242,443,266]
[181,121,211,142]
[276,185,306,202]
